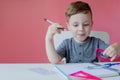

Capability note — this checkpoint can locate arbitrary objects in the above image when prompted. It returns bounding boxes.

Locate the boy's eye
[73,24,78,27]
[83,23,90,26]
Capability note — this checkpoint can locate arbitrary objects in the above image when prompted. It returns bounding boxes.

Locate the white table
[0,63,119,80]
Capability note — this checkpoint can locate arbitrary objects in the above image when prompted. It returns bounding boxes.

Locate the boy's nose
[78,25,84,31]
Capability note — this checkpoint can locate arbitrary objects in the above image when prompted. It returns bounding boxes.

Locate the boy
[45,1,120,64]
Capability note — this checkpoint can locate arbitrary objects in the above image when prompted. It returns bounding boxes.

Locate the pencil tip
[43,18,47,21]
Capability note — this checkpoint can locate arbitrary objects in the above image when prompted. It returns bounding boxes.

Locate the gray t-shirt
[56,37,109,63]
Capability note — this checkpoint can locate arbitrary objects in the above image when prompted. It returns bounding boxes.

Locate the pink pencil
[44,18,65,30]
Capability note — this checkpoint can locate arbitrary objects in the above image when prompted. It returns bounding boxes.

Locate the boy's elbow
[50,62,59,64]
[49,60,59,64]
[48,58,61,64]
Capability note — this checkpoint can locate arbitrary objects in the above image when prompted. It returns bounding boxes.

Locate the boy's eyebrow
[83,20,91,23]
[72,20,90,24]
[72,22,79,24]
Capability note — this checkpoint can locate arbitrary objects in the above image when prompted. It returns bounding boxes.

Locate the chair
[53,30,110,63]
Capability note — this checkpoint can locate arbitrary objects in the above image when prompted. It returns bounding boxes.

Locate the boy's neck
[74,37,89,43]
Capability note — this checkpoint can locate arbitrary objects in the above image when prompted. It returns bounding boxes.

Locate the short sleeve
[56,40,67,59]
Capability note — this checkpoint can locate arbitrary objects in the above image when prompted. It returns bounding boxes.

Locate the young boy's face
[67,12,92,42]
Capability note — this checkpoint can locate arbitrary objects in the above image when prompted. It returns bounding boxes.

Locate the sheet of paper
[55,63,119,78]
[110,64,120,72]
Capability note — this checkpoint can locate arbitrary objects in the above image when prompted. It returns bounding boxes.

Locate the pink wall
[0,0,120,63]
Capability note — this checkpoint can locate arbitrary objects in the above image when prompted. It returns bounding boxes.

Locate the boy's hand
[103,43,120,61]
[46,23,64,40]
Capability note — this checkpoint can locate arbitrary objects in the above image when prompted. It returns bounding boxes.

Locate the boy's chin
[76,37,88,43]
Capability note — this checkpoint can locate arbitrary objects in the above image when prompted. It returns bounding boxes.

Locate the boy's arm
[45,23,64,64]
[45,37,62,64]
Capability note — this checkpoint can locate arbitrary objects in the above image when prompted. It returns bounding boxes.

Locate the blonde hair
[65,1,92,22]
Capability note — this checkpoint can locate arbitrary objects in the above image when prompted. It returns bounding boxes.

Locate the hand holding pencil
[44,18,66,39]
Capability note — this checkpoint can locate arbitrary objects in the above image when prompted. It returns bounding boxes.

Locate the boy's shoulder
[89,36,107,44]
[89,36,102,40]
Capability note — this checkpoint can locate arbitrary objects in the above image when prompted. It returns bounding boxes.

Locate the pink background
[0,0,120,63]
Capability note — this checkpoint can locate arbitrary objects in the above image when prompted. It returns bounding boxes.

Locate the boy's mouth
[78,33,86,36]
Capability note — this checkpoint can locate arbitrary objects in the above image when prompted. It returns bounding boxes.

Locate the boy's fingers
[56,26,64,30]
[103,46,116,57]
[102,48,116,61]
[56,29,61,34]
[110,55,117,61]
[103,48,112,57]
[109,51,116,58]
[103,47,109,55]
